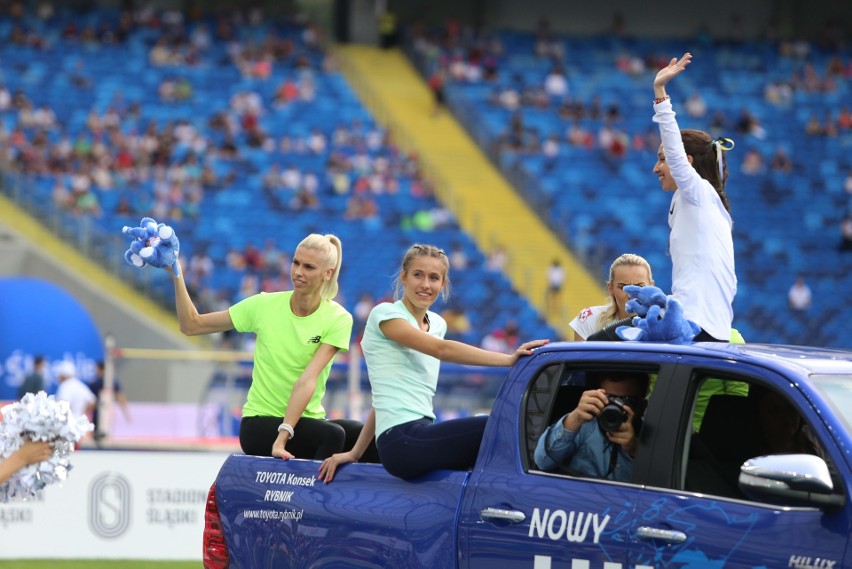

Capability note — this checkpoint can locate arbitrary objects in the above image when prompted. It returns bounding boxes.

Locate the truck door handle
[480,507,526,524]
[636,526,687,544]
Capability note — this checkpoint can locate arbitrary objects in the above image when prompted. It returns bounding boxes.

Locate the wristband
[654,95,670,104]
[277,422,295,439]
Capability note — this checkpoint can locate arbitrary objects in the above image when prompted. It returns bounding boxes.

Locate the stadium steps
[334,45,603,335]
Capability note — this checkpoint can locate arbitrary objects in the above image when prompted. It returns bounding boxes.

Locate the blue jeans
[376,415,489,480]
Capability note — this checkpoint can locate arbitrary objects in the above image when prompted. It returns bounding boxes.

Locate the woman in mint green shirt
[319,244,547,481]
[170,233,376,461]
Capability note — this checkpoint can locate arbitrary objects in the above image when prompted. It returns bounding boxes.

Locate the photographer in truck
[534,371,650,481]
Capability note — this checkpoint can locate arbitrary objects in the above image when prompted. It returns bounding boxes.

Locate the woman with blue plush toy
[166,231,377,461]
[650,52,736,342]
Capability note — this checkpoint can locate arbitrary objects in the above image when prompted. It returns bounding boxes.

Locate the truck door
[627,359,851,569]
[459,353,670,569]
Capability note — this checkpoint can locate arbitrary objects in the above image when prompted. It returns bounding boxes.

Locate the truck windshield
[811,374,852,432]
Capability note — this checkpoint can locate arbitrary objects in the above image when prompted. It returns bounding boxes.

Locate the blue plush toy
[121,217,180,276]
[616,285,701,344]
[623,285,667,317]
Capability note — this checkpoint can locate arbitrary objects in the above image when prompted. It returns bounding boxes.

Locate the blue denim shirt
[533,415,634,482]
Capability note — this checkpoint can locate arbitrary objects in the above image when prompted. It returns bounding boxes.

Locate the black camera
[599,395,638,433]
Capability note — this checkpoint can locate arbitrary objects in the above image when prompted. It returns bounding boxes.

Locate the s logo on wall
[89,473,132,539]
[0,277,103,399]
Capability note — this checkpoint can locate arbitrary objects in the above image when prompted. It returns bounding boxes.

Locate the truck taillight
[203,483,230,569]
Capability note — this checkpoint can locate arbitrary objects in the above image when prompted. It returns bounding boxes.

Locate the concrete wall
[386,0,847,39]
[0,203,217,404]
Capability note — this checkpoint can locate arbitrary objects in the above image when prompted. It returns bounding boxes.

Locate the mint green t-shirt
[361,301,448,437]
[229,291,352,418]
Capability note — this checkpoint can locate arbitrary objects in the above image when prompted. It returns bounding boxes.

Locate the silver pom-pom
[0,391,94,503]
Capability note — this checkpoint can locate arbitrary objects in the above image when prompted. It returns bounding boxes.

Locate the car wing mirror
[739,454,846,511]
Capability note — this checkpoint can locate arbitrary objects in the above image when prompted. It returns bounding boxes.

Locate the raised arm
[272,343,341,459]
[171,260,234,335]
[379,318,547,366]
[653,52,692,101]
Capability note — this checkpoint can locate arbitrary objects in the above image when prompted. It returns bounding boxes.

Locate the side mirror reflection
[739,454,845,510]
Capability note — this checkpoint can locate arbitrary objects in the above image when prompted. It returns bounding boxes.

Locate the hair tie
[710,137,735,182]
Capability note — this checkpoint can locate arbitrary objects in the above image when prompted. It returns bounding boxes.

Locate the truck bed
[214,454,471,568]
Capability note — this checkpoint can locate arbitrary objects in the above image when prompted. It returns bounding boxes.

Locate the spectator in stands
[482,319,521,354]
[805,113,825,136]
[481,327,510,353]
[317,244,548,482]
[844,171,852,198]
[839,214,852,252]
[234,273,260,305]
[428,68,447,116]
[261,238,286,273]
[741,148,765,176]
[485,245,507,272]
[685,92,707,118]
[18,355,46,399]
[838,106,852,131]
[225,246,246,271]
[0,440,53,486]
[449,242,468,270]
[442,304,473,341]
[242,242,263,271]
[787,273,812,313]
[543,65,569,99]
[187,246,214,289]
[545,258,565,317]
[165,233,377,462]
[570,254,654,341]
[646,53,736,342]
[534,371,650,481]
[769,147,793,172]
[353,292,375,337]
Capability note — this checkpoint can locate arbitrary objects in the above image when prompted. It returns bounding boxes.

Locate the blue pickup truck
[203,342,852,569]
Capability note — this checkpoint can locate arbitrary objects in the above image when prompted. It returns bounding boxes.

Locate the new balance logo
[307,336,321,344]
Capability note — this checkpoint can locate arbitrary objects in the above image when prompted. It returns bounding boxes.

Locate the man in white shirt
[788,275,812,312]
[54,361,96,418]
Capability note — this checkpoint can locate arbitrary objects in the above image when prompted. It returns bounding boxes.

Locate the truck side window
[524,365,656,484]
[684,376,832,502]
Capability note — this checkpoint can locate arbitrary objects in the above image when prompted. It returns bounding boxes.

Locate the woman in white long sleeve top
[651,53,736,341]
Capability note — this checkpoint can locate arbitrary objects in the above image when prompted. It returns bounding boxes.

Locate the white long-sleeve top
[653,99,736,340]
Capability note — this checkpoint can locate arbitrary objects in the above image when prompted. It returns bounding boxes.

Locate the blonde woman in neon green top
[169,233,376,461]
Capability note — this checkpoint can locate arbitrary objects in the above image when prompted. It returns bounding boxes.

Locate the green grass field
[0,562,201,568]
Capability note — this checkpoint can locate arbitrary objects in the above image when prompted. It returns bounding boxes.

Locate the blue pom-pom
[617,296,700,344]
[624,285,667,317]
[121,218,180,276]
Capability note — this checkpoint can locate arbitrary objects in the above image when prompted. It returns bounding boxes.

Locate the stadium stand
[2,3,850,357]
[405,26,851,346]
[0,5,561,353]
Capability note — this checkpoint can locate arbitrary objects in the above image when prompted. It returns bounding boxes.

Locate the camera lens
[599,399,628,433]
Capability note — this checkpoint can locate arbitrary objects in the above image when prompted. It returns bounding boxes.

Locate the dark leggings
[240,416,380,462]
[376,415,489,480]
[586,317,726,343]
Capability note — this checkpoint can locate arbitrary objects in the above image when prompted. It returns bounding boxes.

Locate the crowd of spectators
[2,2,535,351]
[405,15,850,167]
